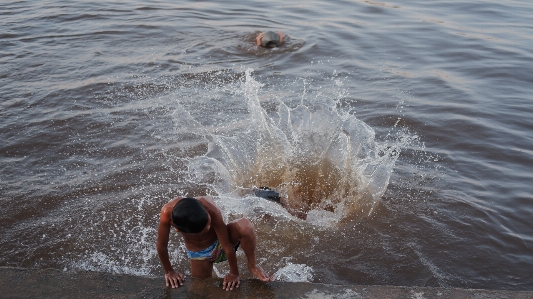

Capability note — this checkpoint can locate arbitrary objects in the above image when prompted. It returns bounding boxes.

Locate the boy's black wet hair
[261,31,281,48]
[171,197,209,233]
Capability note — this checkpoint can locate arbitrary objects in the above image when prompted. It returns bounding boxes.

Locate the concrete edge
[0,267,531,299]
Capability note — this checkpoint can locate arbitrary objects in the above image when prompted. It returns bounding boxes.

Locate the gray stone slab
[1,267,531,299]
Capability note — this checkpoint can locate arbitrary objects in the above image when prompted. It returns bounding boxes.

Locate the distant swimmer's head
[257,31,285,48]
[261,31,281,48]
[171,197,209,233]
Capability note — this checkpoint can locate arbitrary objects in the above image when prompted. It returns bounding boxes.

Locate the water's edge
[1,267,531,299]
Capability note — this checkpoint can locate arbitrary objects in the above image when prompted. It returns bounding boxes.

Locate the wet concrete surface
[1,267,532,299]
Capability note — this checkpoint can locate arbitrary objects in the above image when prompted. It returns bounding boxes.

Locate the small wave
[274,262,314,282]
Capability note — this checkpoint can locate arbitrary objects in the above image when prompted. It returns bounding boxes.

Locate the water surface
[1,0,533,290]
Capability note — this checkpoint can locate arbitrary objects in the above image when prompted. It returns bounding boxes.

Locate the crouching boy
[156,196,273,291]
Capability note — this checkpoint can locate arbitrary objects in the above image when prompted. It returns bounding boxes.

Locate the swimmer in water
[156,196,274,291]
[256,31,285,48]
[254,187,308,220]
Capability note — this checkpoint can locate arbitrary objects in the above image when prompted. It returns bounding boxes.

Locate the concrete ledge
[1,267,531,299]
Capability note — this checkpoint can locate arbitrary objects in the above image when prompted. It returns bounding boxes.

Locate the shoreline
[1,267,531,298]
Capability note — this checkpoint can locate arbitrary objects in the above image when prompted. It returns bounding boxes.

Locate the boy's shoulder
[197,195,215,206]
[197,196,222,216]
[162,197,182,211]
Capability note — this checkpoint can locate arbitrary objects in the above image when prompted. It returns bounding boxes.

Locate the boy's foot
[249,265,274,281]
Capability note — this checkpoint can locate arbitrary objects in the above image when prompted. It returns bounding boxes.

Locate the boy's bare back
[160,196,219,250]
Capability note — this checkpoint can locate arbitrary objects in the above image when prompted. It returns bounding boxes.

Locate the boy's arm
[156,204,185,288]
[277,31,285,44]
[213,213,240,290]
[256,32,264,46]
[201,197,240,291]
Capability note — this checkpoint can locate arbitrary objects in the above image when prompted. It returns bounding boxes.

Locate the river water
[1,0,532,291]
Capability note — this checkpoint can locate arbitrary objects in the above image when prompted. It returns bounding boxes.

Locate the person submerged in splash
[156,196,274,291]
[256,31,285,48]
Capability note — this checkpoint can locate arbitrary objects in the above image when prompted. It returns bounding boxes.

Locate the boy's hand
[256,32,264,46]
[277,31,285,44]
[223,273,240,291]
[165,270,185,288]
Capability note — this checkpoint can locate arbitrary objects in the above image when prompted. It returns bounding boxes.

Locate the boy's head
[171,197,209,233]
[261,31,281,48]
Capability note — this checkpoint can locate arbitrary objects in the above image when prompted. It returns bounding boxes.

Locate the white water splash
[274,262,314,282]
[188,68,406,225]
[304,289,363,299]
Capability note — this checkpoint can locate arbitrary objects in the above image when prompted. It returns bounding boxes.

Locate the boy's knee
[233,218,254,235]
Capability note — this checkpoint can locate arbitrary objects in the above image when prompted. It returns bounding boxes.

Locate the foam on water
[274,262,314,282]
[304,289,363,299]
